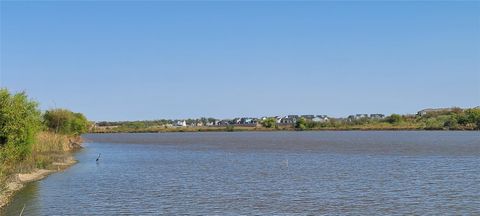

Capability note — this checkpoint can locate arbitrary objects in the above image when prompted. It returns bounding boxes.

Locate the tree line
[289,109,480,130]
[257,109,480,131]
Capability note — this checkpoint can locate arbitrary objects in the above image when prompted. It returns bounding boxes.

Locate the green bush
[43,109,89,135]
[0,89,42,162]
[386,114,403,124]
[295,118,307,130]
[464,108,480,129]
[443,115,459,129]
[261,118,276,128]
[425,118,445,130]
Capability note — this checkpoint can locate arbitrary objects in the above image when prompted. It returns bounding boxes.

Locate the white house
[312,115,329,123]
[175,120,187,127]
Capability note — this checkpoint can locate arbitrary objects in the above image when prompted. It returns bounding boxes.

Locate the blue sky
[1,1,479,121]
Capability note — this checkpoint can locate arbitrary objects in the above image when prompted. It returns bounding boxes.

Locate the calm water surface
[3,131,480,215]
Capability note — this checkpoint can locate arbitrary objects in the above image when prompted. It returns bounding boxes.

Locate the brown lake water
[3,131,480,215]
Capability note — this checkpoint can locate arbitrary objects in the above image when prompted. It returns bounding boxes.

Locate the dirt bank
[0,156,78,209]
[0,156,77,209]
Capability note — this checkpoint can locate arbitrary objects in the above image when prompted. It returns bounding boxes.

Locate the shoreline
[0,156,77,209]
[91,126,479,134]
[0,133,82,211]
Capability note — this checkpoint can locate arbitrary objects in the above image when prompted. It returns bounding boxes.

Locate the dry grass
[1,132,79,192]
[1,132,80,209]
[0,168,7,195]
[14,132,78,173]
[32,132,81,153]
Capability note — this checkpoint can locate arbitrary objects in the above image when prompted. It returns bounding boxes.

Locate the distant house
[217,120,230,126]
[312,116,329,123]
[231,118,242,124]
[354,114,369,119]
[287,115,299,119]
[275,116,283,123]
[175,120,187,127]
[417,108,456,116]
[240,118,248,124]
[240,118,257,125]
[370,114,385,119]
[280,117,296,124]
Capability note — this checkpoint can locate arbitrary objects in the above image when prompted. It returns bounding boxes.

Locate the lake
[3,131,480,215]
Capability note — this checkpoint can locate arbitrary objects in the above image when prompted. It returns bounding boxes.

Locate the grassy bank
[9,132,81,174]
[0,131,81,208]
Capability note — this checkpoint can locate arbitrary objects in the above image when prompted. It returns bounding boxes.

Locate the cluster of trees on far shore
[290,108,480,131]
[1,89,89,186]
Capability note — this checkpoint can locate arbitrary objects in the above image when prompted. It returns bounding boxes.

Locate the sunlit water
[3,131,480,215]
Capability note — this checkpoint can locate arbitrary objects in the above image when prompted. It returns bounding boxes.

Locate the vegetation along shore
[0,89,89,209]
[93,107,480,133]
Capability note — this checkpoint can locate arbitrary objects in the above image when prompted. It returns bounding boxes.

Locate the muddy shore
[0,156,78,209]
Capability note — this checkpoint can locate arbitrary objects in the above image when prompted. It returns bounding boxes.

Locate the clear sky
[1,1,479,121]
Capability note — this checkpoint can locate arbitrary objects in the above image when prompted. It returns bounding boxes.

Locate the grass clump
[13,132,75,174]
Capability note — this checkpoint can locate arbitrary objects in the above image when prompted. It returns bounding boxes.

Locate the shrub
[386,114,403,124]
[295,117,307,130]
[425,118,445,130]
[443,116,459,129]
[0,89,42,162]
[261,118,276,128]
[43,109,89,135]
[465,109,480,124]
[451,108,480,129]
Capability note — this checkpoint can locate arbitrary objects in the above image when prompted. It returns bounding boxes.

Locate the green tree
[261,118,276,128]
[71,113,89,133]
[295,117,307,130]
[0,89,41,162]
[464,108,480,129]
[443,115,459,129]
[43,109,89,135]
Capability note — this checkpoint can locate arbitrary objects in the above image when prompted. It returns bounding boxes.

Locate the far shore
[91,125,479,134]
